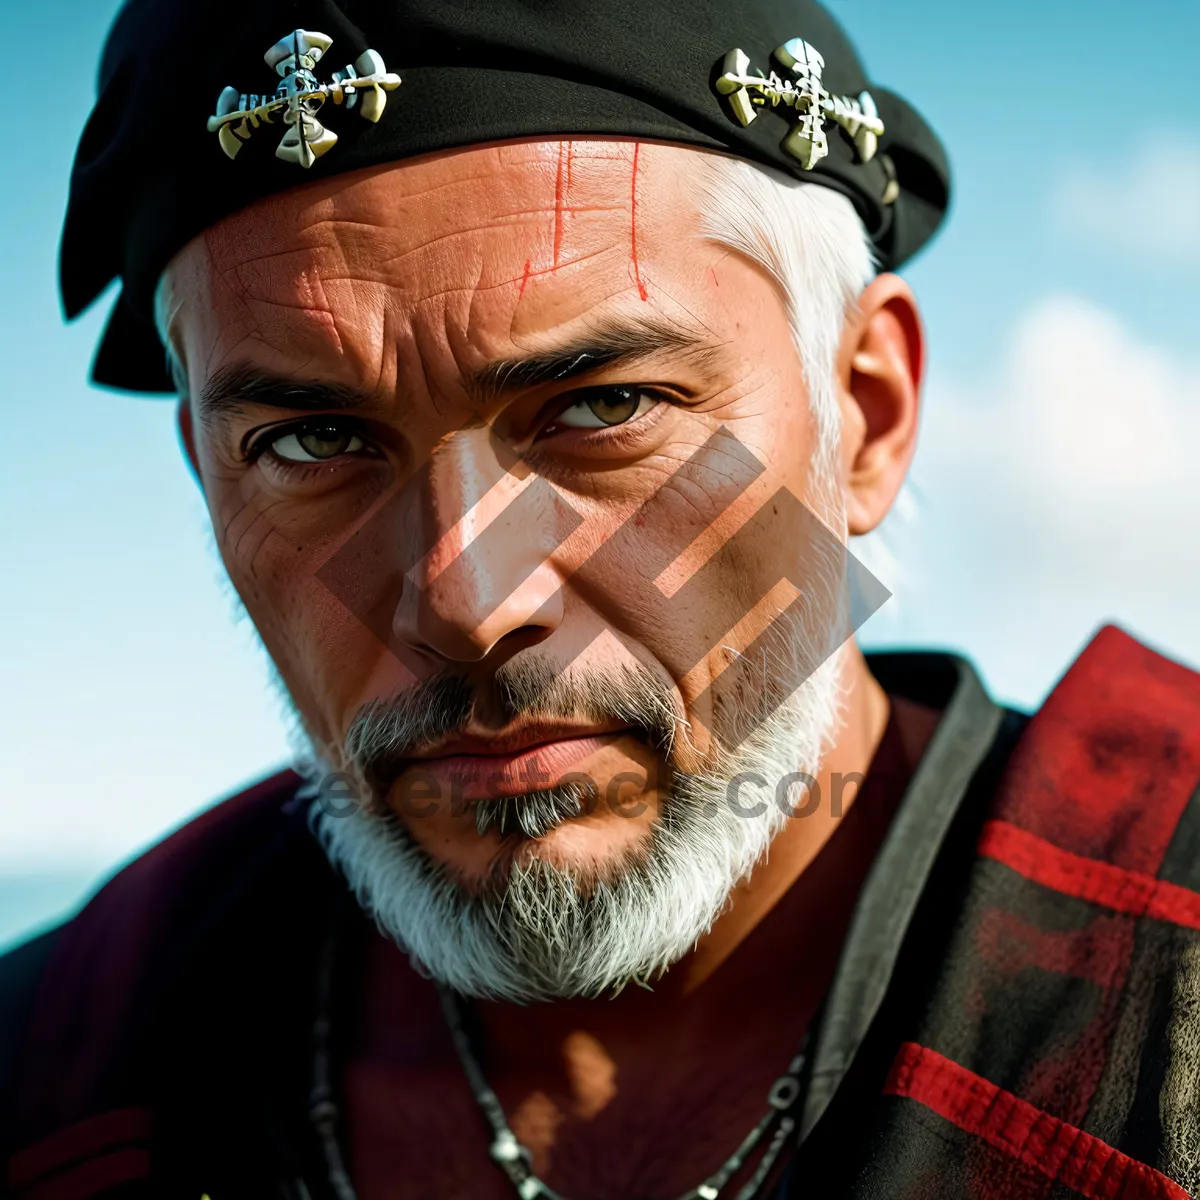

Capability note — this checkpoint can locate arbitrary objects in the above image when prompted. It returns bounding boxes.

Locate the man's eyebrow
[469,315,722,403]
[197,316,721,427]
[197,364,376,428]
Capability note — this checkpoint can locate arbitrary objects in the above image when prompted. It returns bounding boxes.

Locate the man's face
[166,140,853,970]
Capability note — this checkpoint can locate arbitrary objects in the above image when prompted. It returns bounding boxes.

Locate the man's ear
[176,397,203,489]
[835,273,924,537]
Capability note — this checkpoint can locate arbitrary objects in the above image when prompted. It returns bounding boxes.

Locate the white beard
[309,643,847,1002]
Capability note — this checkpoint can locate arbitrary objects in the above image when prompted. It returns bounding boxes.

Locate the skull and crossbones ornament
[714,38,885,173]
[207,29,402,167]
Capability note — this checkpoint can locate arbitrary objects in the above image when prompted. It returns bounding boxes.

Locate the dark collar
[800,651,1015,1137]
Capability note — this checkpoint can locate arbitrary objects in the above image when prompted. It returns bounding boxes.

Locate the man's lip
[407,725,630,760]
[393,731,635,801]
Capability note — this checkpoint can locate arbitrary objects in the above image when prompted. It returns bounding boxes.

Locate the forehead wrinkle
[643,279,721,344]
[234,294,337,318]
[490,203,629,221]
[312,178,557,272]
[430,257,488,407]
[462,248,492,376]
[372,299,400,400]
[284,152,640,275]
[402,301,468,420]
[209,250,395,385]
[391,245,624,312]
[232,289,345,365]
[304,161,531,215]
[214,245,323,273]
[376,219,537,268]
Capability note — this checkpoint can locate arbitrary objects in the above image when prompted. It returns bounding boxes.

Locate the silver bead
[490,1131,523,1164]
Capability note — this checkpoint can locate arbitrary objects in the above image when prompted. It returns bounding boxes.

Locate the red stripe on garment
[6,1109,152,1191]
[885,1043,1191,1200]
[989,625,1200,875]
[980,819,1200,931]
[19,1148,150,1200]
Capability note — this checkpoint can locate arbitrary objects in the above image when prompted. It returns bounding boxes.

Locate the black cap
[62,0,950,394]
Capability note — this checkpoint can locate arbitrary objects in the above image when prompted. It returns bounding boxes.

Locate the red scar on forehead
[553,142,566,268]
[631,144,648,302]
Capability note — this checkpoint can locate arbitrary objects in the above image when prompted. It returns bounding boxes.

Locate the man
[2,0,1199,1197]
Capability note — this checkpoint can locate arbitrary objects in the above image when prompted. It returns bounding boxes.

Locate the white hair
[694,156,876,508]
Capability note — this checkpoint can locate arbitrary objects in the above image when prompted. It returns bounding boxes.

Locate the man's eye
[553,387,657,430]
[267,422,366,463]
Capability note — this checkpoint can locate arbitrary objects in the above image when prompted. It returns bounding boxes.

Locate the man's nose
[391,439,575,663]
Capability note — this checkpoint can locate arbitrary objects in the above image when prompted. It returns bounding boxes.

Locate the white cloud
[928,296,1197,522]
[1051,137,1200,264]
[860,295,1200,707]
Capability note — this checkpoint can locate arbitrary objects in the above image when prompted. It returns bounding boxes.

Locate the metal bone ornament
[714,38,884,171]
[207,29,402,167]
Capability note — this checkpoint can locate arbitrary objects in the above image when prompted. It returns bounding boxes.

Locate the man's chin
[315,781,766,1001]
[440,803,658,895]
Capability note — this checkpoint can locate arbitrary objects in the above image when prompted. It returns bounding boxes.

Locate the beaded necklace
[307,916,811,1200]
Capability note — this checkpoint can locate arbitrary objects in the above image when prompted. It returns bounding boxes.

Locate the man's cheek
[233,551,398,733]
[223,537,327,654]
[204,459,393,602]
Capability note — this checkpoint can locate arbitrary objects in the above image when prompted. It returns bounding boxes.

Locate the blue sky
[2,0,1198,950]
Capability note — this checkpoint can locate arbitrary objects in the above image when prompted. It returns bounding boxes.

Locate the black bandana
[61,0,949,393]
